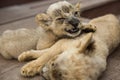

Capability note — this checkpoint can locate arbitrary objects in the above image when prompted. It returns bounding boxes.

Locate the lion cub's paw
[87,25,96,32]
[83,24,96,33]
[90,25,96,32]
[18,51,33,62]
[21,61,39,77]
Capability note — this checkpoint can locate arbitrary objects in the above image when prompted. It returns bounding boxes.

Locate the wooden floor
[0,0,120,80]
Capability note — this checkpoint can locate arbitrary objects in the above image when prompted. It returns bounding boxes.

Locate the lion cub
[18,1,120,80]
[0,1,95,59]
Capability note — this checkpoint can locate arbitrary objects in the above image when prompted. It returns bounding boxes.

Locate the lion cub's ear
[74,3,81,17]
[79,33,93,53]
[75,3,80,11]
[35,13,52,30]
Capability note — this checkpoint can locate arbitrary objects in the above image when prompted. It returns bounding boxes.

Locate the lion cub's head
[36,1,82,38]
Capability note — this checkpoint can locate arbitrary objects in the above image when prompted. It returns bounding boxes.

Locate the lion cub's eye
[74,11,80,17]
[56,18,65,23]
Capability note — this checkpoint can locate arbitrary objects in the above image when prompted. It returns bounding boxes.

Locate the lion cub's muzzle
[68,17,80,27]
[66,17,80,33]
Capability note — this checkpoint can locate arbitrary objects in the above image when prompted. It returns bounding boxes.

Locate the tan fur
[18,14,120,80]
[0,26,57,59]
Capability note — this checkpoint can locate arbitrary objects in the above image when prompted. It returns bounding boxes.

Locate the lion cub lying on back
[0,1,95,59]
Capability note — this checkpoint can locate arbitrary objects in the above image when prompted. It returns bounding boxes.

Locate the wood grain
[0,0,113,25]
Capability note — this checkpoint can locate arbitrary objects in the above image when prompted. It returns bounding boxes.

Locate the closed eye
[56,18,65,21]
[56,18,66,23]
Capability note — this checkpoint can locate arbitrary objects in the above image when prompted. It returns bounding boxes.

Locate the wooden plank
[80,0,115,11]
[0,0,40,8]
[0,17,37,35]
[0,62,43,80]
[0,0,114,25]
[99,45,120,80]
[81,0,120,18]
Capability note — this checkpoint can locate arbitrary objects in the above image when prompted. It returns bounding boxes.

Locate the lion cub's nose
[68,17,80,27]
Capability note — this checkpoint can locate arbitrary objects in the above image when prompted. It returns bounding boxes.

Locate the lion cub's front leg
[20,50,49,76]
[20,42,63,76]
[21,59,41,76]
[20,51,61,76]
[18,50,44,62]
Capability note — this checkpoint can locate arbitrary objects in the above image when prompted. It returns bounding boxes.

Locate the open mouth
[65,28,80,34]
